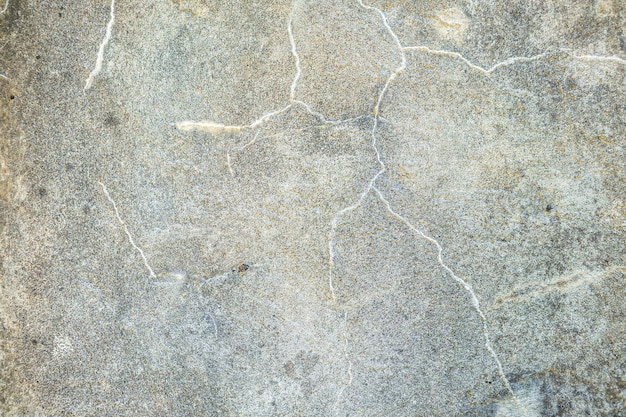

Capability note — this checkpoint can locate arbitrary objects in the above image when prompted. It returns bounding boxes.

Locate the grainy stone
[1,0,624,416]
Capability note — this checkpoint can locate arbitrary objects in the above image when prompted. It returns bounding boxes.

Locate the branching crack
[175,0,319,134]
[168,0,625,411]
[174,0,360,175]
[327,0,538,408]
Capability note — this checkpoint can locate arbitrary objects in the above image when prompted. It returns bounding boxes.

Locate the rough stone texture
[1,0,625,416]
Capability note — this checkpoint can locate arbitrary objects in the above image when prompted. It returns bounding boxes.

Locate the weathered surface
[1,0,624,415]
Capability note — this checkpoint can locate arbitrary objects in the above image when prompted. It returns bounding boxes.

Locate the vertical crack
[84,0,116,90]
[327,0,525,408]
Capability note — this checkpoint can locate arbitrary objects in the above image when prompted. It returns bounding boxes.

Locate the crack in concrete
[333,310,353,414]
[327,0,533,409]
[488,266,626,312]
[99,181,157,279]
[173,0,362,175]
[154,0,625,411]
[174,0,310,134]
[84,0,116,90]
[401,46,626,74]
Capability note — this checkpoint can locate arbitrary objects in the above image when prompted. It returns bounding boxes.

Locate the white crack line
[175,0,363,177]
[373,186,517,403]
[488,265,626,312]
[84,0,115,90]
[573,53,626,66]
[174,0,302,134]
[287,1,302,103]
[0,0,8,14]
[0,38,7,80]
[401,46,552,74]
[329,0,406,301]
[177,24,625,137]
[333,310,353,414]
[401,46,626,74]
[328,0,527,408]
[99,181,157,278]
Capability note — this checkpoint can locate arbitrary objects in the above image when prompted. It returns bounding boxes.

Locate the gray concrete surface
[0,0,625,415]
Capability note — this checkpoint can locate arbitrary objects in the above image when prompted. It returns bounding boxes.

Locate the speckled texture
[1,0,625,416]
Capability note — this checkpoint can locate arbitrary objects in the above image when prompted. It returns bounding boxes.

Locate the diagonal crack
[327,0,534,408]
[84,0,116,90]
[99,181,157,279]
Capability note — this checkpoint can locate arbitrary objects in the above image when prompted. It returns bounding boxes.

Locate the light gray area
[0,0,625,415]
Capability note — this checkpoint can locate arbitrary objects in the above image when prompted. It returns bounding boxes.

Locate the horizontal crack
[402,46,626,74]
